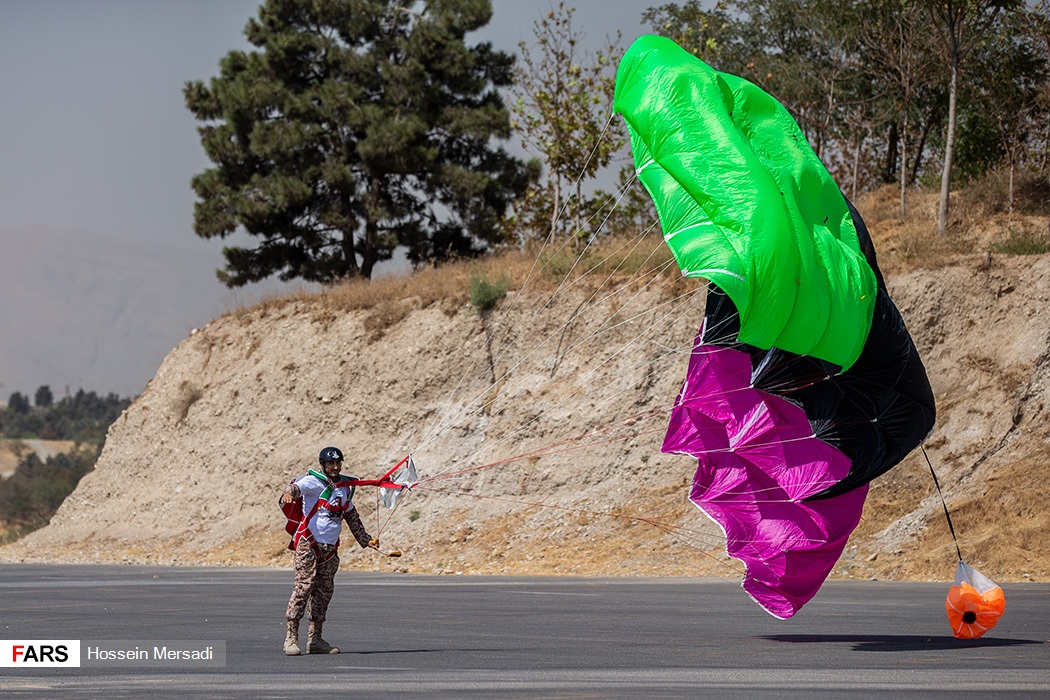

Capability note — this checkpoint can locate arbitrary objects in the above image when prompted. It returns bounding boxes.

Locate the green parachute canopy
[613,35,876,369]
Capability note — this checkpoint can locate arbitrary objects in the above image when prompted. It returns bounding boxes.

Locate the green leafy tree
[728,1,865,163]
[641,1,741,67]
[853,0,941,217]
[509,2,626,242]
[7,392,29,415]
[640,0,1050,218]
[922,0,1022,235]
[1,390,130,443]
[962,5,1049,209]
[0,388,130,543]
[185,0,533,283]
[34,385,54,408]
[0,446,100,540]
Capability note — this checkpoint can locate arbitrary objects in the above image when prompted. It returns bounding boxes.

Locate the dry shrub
[855,187,938,273]
[1014,174,1050,216]
[321,250,537,315]
[210,232,682,339]
[855,185,998,272]
[992,224,1050,255]
[362,299,412,342]
[173,381,203,425]
[224,288,314,322]
[856,184,912,226]
[856,185,940,227]
[895,226,958,264]
[535,234,673,283]
[956,169,1013,219]
[956,168,1050,219]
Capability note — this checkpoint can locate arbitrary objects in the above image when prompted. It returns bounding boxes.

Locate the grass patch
[956,168,1050,218]
[362,299,413,341]
[537,235,674,281]
[992,228,1050,255]
[469,272,511,312]
[320,251,538,315]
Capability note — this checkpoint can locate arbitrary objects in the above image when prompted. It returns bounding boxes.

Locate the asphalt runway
[0,564,1047,698]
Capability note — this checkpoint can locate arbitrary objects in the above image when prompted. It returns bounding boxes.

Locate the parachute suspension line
[415,121,634,446]
[762,367,840,395]
[418,288,701,481]
[554,258,684,360]
[526,109,619,256]
[502,174,648,331]
[921,445,964,562]
[543,284,699,394]
[519,172,643,301]
[552,222,666,341]
[413,176,648,452]
[372,482,405,540]
[414,484,745,575]
[530,108,618,254]
[538,225,670,379]
[584,170,647,246]
[552,251,680,357]
[419,416,669,485]
[413,233,683,455]
[434,339,687,481]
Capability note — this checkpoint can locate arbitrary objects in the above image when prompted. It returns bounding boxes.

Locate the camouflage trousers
[285,538,340,623]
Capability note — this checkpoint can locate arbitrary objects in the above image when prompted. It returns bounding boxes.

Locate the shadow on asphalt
[342,648,492,655]
[762,634,1044,652]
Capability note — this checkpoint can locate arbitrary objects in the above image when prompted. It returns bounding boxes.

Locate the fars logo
[1,640,81,667]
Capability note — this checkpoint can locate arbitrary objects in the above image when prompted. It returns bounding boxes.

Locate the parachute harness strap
[921,445,964,562]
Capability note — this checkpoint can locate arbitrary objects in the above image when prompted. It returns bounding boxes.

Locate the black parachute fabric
[698,200,937,499]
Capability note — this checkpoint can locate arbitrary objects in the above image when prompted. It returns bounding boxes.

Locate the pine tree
[34,385,54,408]
[185,0,534,283]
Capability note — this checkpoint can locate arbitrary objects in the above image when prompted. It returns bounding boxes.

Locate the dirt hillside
[3,192,1048,584]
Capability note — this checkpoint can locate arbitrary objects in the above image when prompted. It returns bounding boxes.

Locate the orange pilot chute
[945,561,1005,640]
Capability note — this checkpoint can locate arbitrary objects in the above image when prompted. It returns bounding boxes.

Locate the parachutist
[279,446,375,656]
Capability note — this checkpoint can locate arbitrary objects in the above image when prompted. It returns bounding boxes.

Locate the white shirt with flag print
[294,472,355,545]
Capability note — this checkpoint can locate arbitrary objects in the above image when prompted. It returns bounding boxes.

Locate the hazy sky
[0,1,652,256]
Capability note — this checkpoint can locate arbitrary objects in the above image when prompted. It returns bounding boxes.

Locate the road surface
[1,564,1046,698]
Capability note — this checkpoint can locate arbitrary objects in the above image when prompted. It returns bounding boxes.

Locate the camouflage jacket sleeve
[343,507,372,548]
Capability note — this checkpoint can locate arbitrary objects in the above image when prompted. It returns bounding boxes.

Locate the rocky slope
[3,208,1048,585]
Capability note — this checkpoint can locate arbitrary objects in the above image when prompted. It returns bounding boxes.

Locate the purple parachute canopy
[664,331,868,618]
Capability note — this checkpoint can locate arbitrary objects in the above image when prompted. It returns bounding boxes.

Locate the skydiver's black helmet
[319,446,344,464]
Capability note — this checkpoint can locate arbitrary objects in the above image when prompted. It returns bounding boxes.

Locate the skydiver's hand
[280,492,294,505]
[369,537,380,549]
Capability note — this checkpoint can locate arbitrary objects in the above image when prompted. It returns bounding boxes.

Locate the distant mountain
[0,227,310,399]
